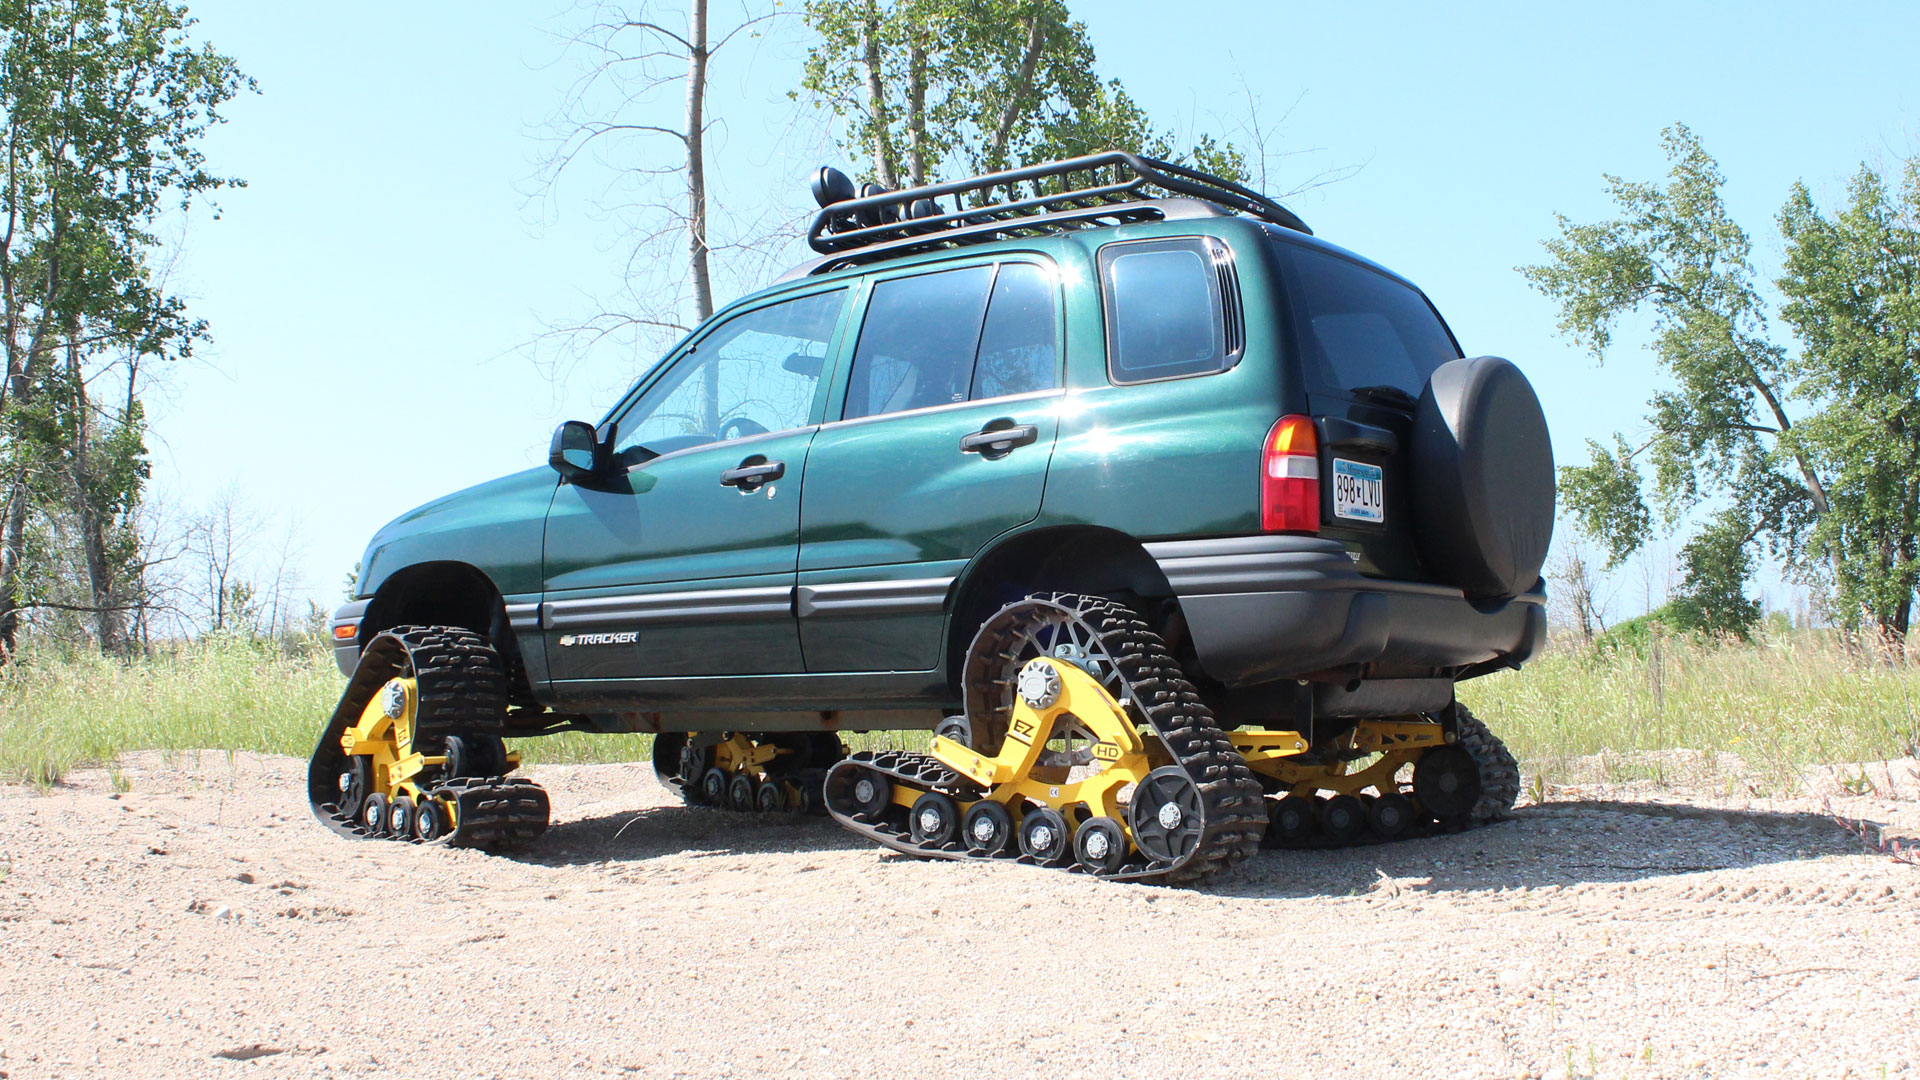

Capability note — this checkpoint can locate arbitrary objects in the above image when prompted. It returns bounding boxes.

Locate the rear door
[797,257,1063,672]
[1270,239,1461,581]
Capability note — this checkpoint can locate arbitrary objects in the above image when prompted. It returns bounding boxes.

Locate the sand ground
[2,751,1916,1080]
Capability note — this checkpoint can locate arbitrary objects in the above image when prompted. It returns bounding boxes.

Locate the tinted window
[1101,238,1234,382]
[613,289,843,459]
[971,263,1058,400]
[844,266,995,420]
[1276,242,1459,399]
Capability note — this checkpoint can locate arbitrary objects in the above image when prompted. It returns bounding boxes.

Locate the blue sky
[161,0,1918,619]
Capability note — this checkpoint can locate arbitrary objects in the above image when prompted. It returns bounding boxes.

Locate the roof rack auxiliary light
[796,150,1311,275]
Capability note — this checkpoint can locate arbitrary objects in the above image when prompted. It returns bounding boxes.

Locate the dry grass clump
[0,635,339,786]
[1459,629,1920,794]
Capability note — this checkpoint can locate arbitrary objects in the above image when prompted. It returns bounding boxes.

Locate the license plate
[1331,458,1384,523]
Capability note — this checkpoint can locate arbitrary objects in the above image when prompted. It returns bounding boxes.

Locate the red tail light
[1261,415,1320,533]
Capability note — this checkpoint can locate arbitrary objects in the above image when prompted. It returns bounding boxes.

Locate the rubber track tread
[1457,704,1520,823]
[306,625,545,849]
[829,594,1267,885]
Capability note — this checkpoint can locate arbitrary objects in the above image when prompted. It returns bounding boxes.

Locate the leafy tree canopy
[800,0,1246,189]
[0,0,252,654]
[1525,125,1920,640]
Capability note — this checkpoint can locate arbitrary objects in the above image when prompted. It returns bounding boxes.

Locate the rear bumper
[1145,536,1546,688]
[329,600,370,678]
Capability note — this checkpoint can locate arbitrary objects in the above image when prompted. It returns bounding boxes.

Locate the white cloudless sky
[155,0,1918,617]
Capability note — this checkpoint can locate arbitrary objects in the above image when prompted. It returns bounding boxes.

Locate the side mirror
[548,420,604,482]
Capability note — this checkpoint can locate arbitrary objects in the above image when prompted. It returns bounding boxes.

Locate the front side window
[613,289,844,460]
[1101,237,1237,383]
[1273,241,1460,399]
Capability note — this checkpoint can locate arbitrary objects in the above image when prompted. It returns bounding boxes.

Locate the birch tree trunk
[860,4,898,189]
[685,0,714,325]
[905,31,926,187]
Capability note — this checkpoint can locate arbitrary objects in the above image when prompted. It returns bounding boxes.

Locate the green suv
[310,153,1552,884]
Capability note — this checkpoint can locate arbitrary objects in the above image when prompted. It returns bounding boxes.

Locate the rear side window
[844,265,995,420]
[1275,241,1460,399]
[1100,237,1239,383]
[843,261,1060,420]
[971,263,1058,400]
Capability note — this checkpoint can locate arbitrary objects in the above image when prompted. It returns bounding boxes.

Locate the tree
[538,0,790,370]
[1546,533,1609,642]
[1524,125,1920,641]
[0,0,249,656]
[1777,161,1920,640]
[799,0,1249,190]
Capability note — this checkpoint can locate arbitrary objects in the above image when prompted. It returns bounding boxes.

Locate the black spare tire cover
[1410,356,1554,601]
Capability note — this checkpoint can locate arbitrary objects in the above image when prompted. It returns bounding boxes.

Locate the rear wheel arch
[943,526,1191,693]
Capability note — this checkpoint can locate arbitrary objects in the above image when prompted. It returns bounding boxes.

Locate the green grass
[0,635,932,786]
[1458,629,1920,791]
[3,629,1915,791]
[0,635,340,786]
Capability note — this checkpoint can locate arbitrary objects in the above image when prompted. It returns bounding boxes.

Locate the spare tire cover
[1410,356,1554,600]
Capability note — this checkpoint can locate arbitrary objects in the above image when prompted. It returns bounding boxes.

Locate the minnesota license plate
[1331,458,1384,523]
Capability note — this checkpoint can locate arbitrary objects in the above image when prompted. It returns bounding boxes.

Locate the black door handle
[959,423,1038,457]
[720,459,785,489]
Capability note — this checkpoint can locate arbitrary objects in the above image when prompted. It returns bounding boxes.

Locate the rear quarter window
[1273,240,1460,400]
[1100,237,1241,383]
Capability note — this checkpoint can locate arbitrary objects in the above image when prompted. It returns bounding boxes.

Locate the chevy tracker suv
[309,152,1552,884]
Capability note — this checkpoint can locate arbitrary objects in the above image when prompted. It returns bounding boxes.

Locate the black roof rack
[795,150,1310,276]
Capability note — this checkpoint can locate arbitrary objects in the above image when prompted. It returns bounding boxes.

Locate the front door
[542,287,848,684]
[798,259,1062,672]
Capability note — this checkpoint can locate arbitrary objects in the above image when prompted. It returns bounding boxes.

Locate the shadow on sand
[503,795,1863,899]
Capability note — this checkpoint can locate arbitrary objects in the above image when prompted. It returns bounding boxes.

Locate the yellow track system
[925,657,1162,822]
[337,675,522,840]
[679,732,841,813]
[310,624,547,849]
[1230,719,1447,797]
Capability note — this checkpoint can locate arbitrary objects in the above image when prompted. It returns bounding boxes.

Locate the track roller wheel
[389,795,417,840]
[961,801,1015,856]
[932,714,971,745]
[755,781,787,814]
[727,774,756,812]
[1413,746,1482,822]
[1128,766,1205,864]
[1368,792,1416,838]
[650,732,691,796]
[1264,795,1317,848]
[445,734,508,780]
[361,792,390,836]
[336,757,371,821]
[700,767,730,807]
[1019,807,1073,866]
[414,798,448,842]
[802,733,846,769]
[678,742,708,789]
[850,772,893,821]
[909,792,959,847]
[1318,794,1367,844]
[1073,816,1129,875]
